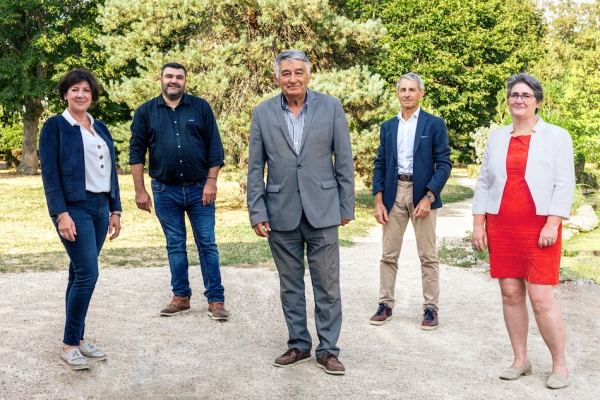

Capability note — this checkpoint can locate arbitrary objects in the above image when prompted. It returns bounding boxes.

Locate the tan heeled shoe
[499,360,532,380]
[547,373,569,389]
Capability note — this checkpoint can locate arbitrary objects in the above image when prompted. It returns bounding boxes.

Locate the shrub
[574,152,586,183]
[581,166,600,190]
[571,184,586,214]
[573,135,600,168]
[469,122,500,164]
[0,123,23,155]
[107,121,131,172]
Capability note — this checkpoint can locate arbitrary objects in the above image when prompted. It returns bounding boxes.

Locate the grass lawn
[0,172,473,273]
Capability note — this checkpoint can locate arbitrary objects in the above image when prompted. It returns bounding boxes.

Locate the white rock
[562,229,576,241]
[565,205,599,232]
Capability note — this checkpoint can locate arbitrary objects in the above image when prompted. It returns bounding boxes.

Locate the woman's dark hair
[58,68,102,103]
[506,73,543,114]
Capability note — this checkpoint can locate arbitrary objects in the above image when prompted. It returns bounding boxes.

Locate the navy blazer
[372,109,452,212]
[39,115,122,216]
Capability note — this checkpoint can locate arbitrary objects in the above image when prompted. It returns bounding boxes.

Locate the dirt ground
[1,194,599,399]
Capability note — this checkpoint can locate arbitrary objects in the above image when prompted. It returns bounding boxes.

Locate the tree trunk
[18,97,44,175]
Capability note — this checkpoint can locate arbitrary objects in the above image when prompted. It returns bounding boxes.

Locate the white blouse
[62,109,112,193]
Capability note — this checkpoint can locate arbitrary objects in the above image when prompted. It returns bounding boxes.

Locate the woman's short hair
[506,73,543,103]
[58,68,102,103]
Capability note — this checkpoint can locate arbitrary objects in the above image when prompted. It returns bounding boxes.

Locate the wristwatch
[425,192,435,203]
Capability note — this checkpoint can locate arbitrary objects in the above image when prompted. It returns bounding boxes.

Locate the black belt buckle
[398,174,413,182]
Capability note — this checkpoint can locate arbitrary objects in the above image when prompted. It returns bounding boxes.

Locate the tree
[97,0,388,183]
[533,0,600,140]
[0,0,119,174]
[337,0,545,163]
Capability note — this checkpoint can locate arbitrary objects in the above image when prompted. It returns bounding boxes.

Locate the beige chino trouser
[379,181,439,311]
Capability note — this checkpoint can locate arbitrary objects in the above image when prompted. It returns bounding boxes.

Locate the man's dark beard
[163,85,183,101]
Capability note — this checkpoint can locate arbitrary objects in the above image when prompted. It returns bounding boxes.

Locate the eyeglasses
[509,93,536,102]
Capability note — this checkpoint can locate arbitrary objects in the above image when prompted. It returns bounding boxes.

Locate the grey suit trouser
[267,214,342,357]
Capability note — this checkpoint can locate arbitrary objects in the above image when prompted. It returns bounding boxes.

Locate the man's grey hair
[274,50,311,79]
[506,73,544,103]
[396,73,425,91]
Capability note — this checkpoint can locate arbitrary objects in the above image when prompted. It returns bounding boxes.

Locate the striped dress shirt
[281,89,310,154]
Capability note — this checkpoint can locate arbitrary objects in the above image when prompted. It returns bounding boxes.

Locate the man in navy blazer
[370,73,451,330]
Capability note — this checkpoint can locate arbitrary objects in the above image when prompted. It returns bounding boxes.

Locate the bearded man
[129,62,228,320]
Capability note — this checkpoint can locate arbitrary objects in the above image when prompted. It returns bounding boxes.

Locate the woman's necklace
[511,117,539,137]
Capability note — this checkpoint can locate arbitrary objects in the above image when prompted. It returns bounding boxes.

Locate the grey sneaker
[60,348,89,370]
[79,341,107,361]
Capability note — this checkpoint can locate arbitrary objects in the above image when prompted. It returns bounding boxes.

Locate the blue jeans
[151,179,224,303]
[54,192,109,346]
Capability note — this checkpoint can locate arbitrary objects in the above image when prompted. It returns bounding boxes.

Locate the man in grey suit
[247,50,355,375]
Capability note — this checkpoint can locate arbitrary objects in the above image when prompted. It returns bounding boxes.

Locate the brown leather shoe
[274,348,311,367]
[316,352,345,375]
[207,302,229,321]
[421,307,438,330]
[370,303,393,326]
[160,296,190,316]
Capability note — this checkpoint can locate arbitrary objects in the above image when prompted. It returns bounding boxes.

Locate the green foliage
[0,123,22,153]
[310,66,395,185]
[573,136,600,168]
[531,0,600,164]
[581,166,600,190]
[97,0,388,184]
[469,122,500,164]
[108,121,133,171]
[341,0,545,163]
[0,0,130,173]
[571,184,586,214]
[574,151,586,183]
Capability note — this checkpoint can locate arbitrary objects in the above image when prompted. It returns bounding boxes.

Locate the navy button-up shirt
[129,93,225,184]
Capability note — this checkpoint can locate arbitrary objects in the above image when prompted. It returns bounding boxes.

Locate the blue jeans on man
[151,179,224,303]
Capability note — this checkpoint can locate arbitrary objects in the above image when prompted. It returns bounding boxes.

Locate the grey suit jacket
[247,90,355,231]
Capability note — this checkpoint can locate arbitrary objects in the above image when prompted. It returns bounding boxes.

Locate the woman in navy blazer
[39,69,122,370]
[472,73,575,389]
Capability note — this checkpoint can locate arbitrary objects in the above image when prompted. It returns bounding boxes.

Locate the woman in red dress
[472,73,575,389]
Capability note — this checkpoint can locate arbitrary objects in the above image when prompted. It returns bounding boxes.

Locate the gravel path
[1,191,599,399]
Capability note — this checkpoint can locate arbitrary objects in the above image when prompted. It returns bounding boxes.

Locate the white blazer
[472,118,575,219]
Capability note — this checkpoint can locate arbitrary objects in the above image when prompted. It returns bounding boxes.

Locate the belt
[177,181,198,186]
[398,174,413,182]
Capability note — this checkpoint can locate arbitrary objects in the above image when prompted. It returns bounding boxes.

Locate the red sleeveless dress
[486,135,561,285]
